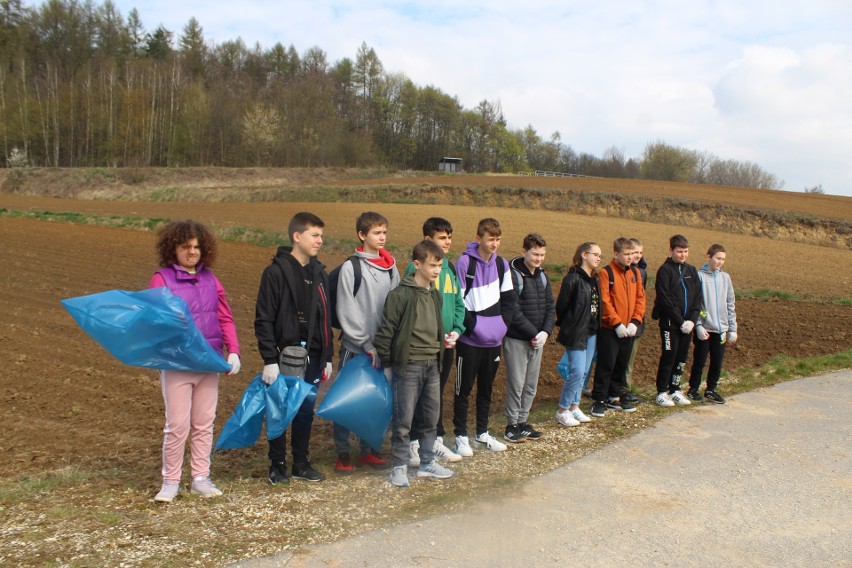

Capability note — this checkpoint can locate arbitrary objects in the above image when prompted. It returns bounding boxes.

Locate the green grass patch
[737,288,800,301]
[0,208,168,231]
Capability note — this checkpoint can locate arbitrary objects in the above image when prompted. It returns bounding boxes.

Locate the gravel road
[232,370,852,567]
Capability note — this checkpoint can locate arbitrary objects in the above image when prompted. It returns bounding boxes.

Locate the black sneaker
[618,398,637,412]
[590,401,608,417]
[687,389,704,403]
[268,462,290,485]
[518,423,543,440]
[292,462,326,482]
[622,392,640,404]
[503,424,526,443]
[704,390,726,404]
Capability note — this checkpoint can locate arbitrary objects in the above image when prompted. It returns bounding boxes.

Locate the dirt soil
[1,213,849,478]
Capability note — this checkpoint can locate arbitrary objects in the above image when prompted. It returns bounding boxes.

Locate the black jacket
[555,265,601,350]
[653,257,703,330]
[254,246,333,366]
[506,257,555,341]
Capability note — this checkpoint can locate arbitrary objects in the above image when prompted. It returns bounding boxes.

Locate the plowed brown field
[2,193,850,478]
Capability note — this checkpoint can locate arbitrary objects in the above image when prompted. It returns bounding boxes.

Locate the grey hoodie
[696,264,737,335]
[336,249,400,355]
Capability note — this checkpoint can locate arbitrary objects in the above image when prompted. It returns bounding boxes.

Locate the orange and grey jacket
[599,260,645,330]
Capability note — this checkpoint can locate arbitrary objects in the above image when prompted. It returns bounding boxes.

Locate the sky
[107,0,852,196]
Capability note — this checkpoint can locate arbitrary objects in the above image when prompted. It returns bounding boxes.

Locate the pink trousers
[159,370,219,482]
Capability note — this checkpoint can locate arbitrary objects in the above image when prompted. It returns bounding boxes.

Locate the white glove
[625,323,637,337]
[680,320,695,334]
[226,353,241,375]
[614,324,630,339]
[695,326,710,341]
[366,348,382,370]
[727,331,738,345]
[322,362,333,382]
[444,331,459,348]
[531,331,549,349]
[383,367,393,382]
[261,363,279,385]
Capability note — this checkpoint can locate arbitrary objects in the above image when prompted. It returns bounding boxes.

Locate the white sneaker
[655,392,675,407]
[407,439,421,467]
[154,481,180,503]
[417,461,455,479]
[455,435,474,457]
[670,391,692,406]
[555,410,580,427]
[434,436,463,462]
[474,431,507,452]
[571,408,592,423]
[190,476,223,498]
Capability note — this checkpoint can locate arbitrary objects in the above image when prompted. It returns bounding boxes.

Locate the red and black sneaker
[357,451,390,469]
[334,454,353,475]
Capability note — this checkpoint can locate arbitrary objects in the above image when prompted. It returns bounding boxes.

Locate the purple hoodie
[455,242,515,348]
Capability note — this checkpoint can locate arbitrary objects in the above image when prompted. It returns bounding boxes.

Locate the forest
[0,0,782,189]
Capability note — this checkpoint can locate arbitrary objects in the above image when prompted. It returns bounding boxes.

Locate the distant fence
[518,170,599,178]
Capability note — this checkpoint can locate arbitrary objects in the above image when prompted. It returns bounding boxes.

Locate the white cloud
[103,0,852,195]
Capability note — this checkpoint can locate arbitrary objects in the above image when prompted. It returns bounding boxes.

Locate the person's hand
[261,363,279,385]
[383,367,393,382]
[727,331,738,345]
[695,326,710,341]
[625,323,637,337]
[444,331,459,348]
[531,331,549,349]
[366,348,382,370]
[226,353,241,375]
[614,324,630,339]
[680,320,695,334]
[321,362,333,383]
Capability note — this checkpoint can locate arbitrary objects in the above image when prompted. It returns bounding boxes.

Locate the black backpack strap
[463,258,476,299]
[603,264,615,289]
[446,260,457,277]
[349,255,362,297]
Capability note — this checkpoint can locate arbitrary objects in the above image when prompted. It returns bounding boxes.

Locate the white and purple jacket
[455,242,515,348]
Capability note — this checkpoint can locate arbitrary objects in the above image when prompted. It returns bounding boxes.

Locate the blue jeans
[559,334,597,408]
[392,359,440,467]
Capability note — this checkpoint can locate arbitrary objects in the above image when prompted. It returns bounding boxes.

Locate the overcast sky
[107,0,852,196]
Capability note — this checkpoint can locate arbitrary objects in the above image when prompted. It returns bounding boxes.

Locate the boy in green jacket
[404,217,466,465]
[376,240,457,488]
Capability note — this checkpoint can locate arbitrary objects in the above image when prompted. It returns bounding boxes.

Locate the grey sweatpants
[503,336,543,425]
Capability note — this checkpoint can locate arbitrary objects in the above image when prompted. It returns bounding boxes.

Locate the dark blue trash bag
[214,374,318,451]
[61,287,231,373]
[316,355,392,451]
[557,351,570,380]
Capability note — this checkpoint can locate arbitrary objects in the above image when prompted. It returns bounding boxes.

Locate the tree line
[0,0,783,189]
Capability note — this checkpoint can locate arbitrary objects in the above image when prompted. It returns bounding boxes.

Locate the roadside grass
[737,288,851,305]
[1,350,848,566]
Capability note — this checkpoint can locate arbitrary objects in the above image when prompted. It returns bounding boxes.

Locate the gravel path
[232,370,852,567]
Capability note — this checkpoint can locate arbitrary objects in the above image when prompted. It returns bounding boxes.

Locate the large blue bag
[61,288,231,373]
[316,355,392,450]
[214,374,318,451]
[557,351,570,380]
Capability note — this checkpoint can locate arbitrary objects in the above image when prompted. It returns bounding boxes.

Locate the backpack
[328,255,393,329]
[602,264,638,291]
[463,255,506,300]
[511,266,548,296]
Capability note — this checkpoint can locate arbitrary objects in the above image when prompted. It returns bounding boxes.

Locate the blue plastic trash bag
[214,376,268,451]
[316,355,392,450]
[214,374,318,451]
[557,351,570,380]
[61,287,231,373]
[269,375,317,440]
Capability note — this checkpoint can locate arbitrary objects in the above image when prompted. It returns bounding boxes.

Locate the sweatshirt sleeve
[726,274,738,333]
[215,276,240,355]
[254,265,282,365]
[630,274,646,326]
[543,276,556,335]
[452,272,467,335]
[373,291,401,364]
[599,271,622,329]
[554,274,574,327]
[686,266,703,323]
[337,259,374,352]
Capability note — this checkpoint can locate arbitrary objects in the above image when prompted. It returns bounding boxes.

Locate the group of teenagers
[149,211,738,500]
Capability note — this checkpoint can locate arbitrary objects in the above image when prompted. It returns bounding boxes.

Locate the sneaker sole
[291,475,325,482]
[503,437,526,443]
[436,454,463,462]
[476,441,507,451]
[416,472,454,479]
[705,397,725,404]
[523,435,543,441]
[191,490,223,498]
[267,478,290,485]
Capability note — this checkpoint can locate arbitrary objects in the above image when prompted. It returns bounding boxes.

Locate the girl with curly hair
[150,220,241,502]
